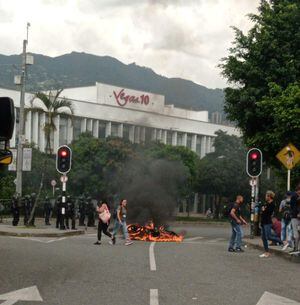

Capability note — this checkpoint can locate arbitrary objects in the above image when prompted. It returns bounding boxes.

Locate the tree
[30,89,74,154]
[220,0,300,164]
[196,131,249,217]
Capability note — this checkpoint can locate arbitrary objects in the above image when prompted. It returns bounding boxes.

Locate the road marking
[184,236,204,241]
[149,242,157,271]
[256,291,300,305]
[0,286,43,305]
[150,289,159,305]
[46,237,66,243]
[11,236,67,244]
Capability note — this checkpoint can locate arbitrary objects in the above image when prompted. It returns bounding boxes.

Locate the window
[134,126,140,143]
[73,117,81,140]
[98,121,106,139]
[177,132,183,146]
[145,127,152,142]
[187,134,192,149]
[123,124,130,140]
[166,131,172,145]
[111,123,119,137]
[196,136,201,156]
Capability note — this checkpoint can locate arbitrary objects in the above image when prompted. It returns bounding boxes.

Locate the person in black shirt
[228,195,247,252]
[259,191,283,258]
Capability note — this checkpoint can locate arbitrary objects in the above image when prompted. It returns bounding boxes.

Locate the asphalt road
[1,224,300,305]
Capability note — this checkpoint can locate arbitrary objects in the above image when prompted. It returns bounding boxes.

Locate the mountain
[0,51,225,116]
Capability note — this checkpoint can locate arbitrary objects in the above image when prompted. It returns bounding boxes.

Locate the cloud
[0,0,260,88]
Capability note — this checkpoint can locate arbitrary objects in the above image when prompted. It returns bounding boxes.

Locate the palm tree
[30,89,74,154]
[26,89,73,227]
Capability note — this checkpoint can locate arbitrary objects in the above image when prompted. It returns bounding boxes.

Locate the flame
[127,221,183,242]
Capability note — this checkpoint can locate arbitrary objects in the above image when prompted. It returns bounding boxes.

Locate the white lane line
[46,237,67,243]
[149,242,157,271]
[11,237,45,243]
[150,289,159,305]
[184,236,204,241]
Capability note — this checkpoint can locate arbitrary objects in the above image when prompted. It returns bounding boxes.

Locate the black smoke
[116,157,189,225]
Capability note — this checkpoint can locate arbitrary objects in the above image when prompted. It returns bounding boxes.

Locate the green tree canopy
[220,0,300,164]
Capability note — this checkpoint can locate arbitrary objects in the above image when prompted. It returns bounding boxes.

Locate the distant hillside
[0,51,225,115]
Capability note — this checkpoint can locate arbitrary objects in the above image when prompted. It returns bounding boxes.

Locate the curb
[244,239,300,263]
[0,229,85,238]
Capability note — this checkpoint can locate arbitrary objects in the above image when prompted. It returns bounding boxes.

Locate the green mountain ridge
[0,51,225,115]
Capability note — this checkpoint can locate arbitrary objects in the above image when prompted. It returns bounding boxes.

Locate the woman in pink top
[94,200,113,245]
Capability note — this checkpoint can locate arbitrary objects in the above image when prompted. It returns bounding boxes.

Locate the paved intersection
[0,225,300,305]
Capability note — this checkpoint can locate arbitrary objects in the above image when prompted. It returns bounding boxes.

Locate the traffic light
[0,97,15,141]
[56,145,72,174]
[246,148,262,177]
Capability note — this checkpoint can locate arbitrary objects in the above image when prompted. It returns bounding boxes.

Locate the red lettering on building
[113,89,150,107]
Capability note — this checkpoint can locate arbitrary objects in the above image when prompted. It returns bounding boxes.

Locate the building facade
[1,82,239,158]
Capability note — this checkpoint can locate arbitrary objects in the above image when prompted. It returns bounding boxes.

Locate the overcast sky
[0,0,259,89]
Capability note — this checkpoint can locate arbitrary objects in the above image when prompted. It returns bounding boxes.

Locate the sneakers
[235,247,244,253]
[228,247,235,252]
[282,243,289,251]
[125,240,133,246]
[259,253,270,258]
[94,241,101,245]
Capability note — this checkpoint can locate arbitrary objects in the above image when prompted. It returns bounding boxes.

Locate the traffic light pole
[60,175,67,230]
[250,179,255,239]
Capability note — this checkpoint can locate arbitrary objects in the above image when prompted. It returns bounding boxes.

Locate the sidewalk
[244,237,300,263]
[0,217,86,237]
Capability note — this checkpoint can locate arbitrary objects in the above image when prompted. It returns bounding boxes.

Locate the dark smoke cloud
[116,157,189,225]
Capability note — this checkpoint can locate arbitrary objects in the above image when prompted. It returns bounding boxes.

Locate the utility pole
[16,23,32,198]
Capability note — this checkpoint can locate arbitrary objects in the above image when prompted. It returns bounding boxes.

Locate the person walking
[110,199,133,246]
[259,191,283,258]
[228,195,247,252]
[279,191,293,251]
[94,200,113,245]
[290,186,300,254]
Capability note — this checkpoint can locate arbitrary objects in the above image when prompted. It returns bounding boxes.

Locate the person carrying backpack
[228,195,247,252]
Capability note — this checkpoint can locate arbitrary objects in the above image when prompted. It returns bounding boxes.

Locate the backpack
[223,203,234,218]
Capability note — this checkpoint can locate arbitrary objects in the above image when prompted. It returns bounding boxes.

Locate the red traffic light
[250,152,258,160]
[56,145,72,174]
[60,150,68,157]
[246,148,262,177]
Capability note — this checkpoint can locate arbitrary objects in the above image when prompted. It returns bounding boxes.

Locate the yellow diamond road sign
[276,143,300,170]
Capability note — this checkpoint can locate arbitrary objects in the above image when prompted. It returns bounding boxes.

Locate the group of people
[94,199,133,246]
[10,193,37,226]
[9,193,134,245]
[228,185,300,258]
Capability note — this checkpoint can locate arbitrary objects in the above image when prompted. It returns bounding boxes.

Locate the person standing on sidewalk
[228,195,247,252]
[290,186,300,254]
[259,191,283,258]
[110,199,133,246]
[279,191,293,251]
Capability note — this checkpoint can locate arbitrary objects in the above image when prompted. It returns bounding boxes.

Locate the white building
[0,82,239,158]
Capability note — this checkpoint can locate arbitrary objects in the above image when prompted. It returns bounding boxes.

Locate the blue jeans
[281,219,292,246]
[112,220,129,240]
[229,221,242,249]
[261,224,282,251]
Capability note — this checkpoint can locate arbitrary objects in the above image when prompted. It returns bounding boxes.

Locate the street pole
[16,39,27,198]
[287,169,291,191]
[16,23,30,199]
